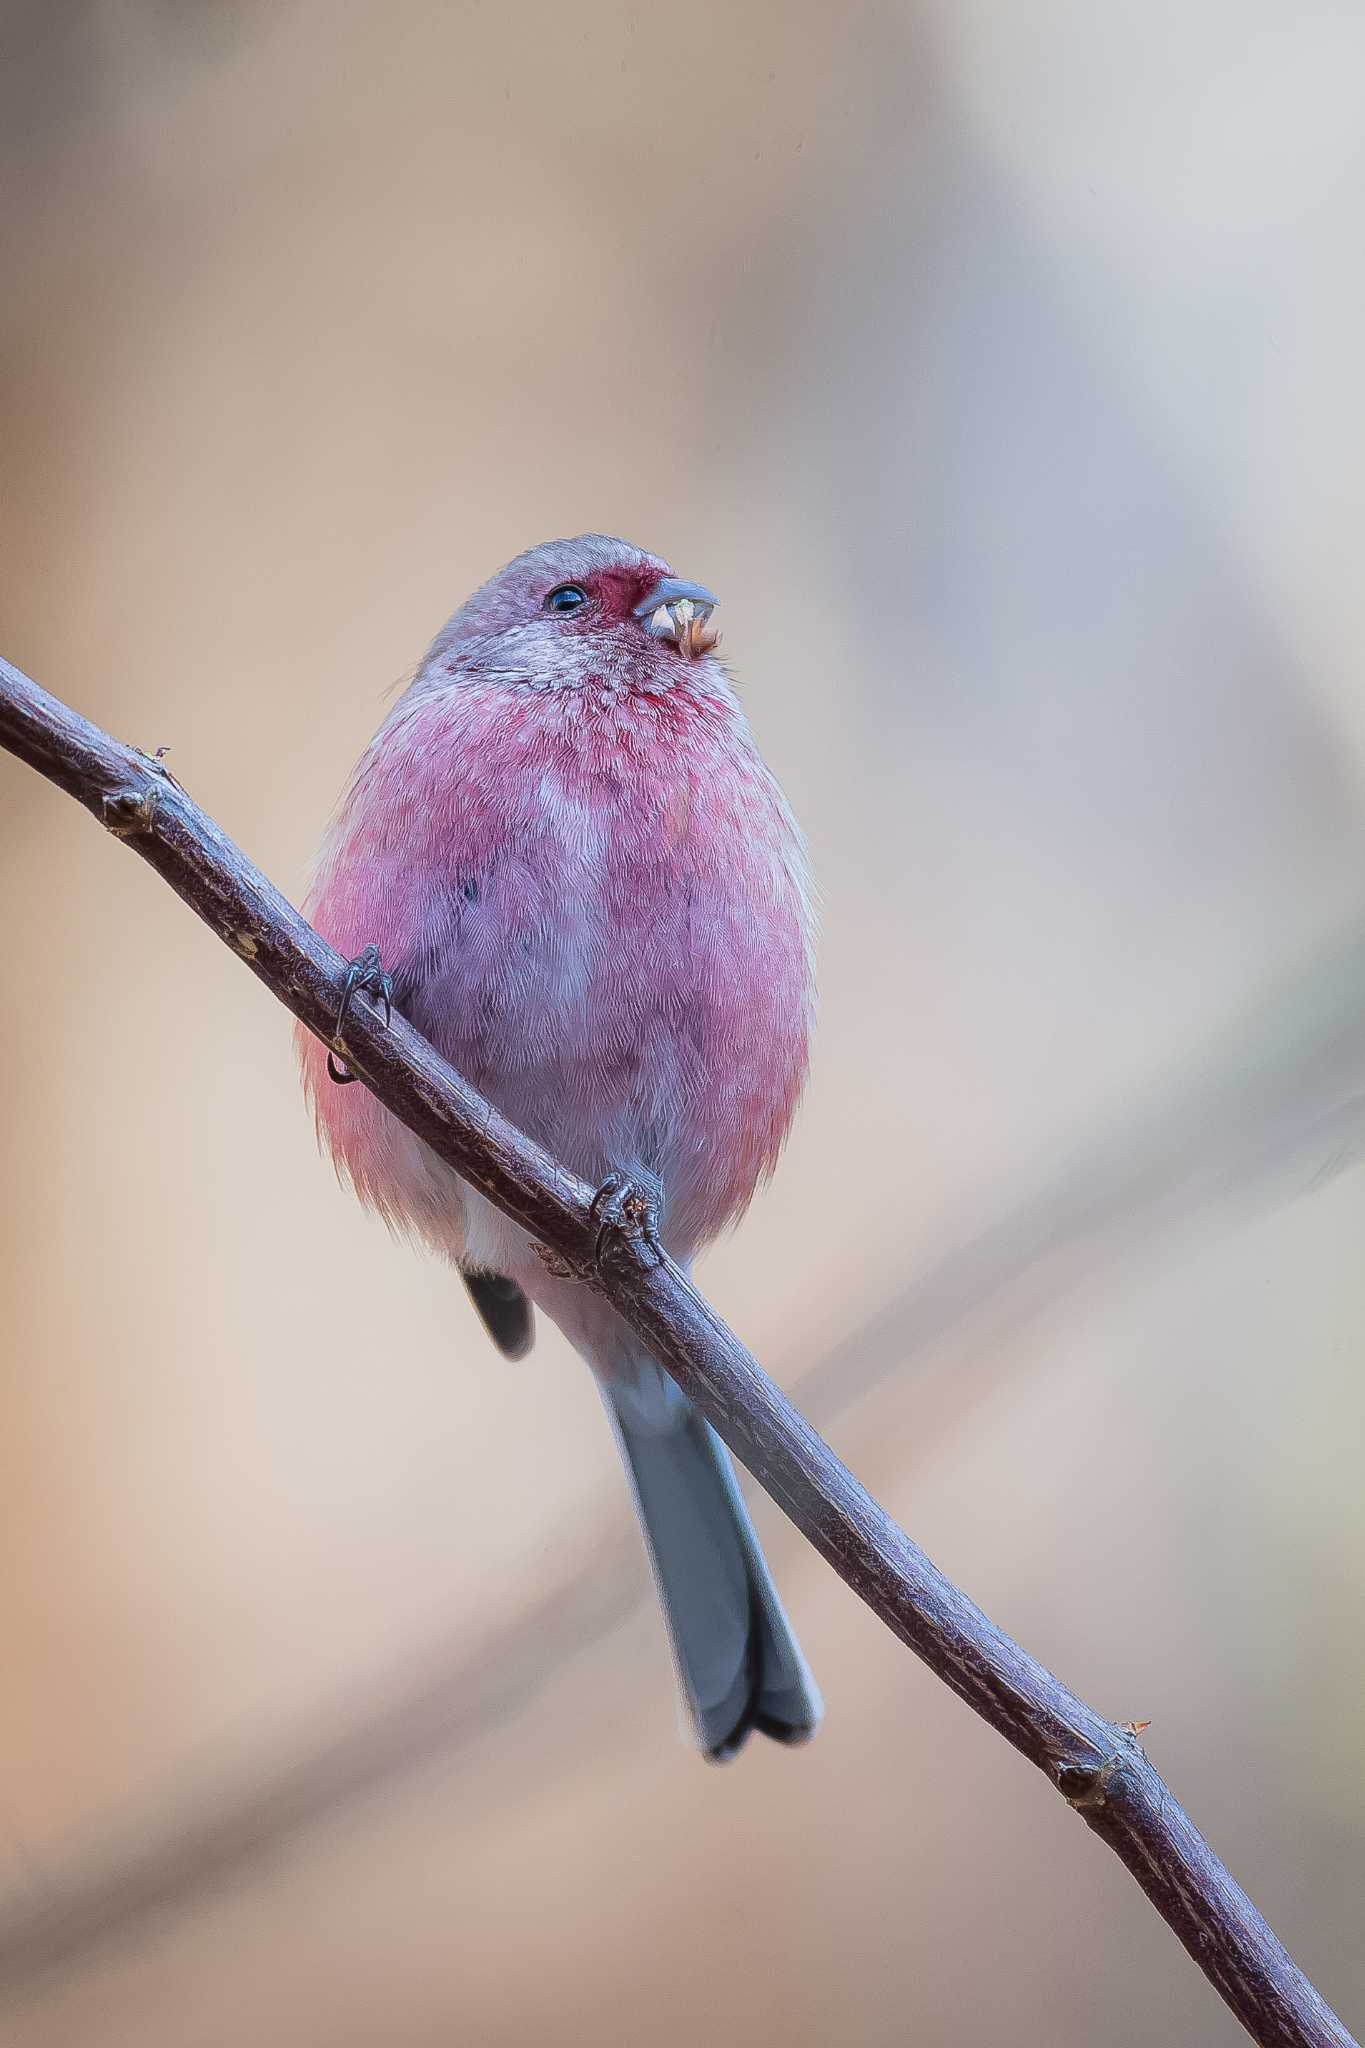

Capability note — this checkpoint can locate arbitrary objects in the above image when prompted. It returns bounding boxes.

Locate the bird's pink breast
[298,670,813,1261]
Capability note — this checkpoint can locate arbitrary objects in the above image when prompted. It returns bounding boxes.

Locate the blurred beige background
[2,2,1364,2042]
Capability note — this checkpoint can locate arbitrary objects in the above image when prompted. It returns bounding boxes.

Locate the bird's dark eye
[545,583,588,614]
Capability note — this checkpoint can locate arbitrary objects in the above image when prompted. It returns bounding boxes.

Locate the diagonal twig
[11,894,1365,1987]
[0,651,1355,2048]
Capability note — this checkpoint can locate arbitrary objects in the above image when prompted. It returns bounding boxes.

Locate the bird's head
[429,534,722,694]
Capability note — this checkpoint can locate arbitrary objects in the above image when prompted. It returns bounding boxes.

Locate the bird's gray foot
[327,943,394,1085]
[590,1171,664,1276]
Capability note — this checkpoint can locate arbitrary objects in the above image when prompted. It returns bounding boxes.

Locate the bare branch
[0,651,1355,2048]
[7,877,1365,1996]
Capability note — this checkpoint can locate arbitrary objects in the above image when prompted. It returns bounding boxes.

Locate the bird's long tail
[603,1363,822,1760]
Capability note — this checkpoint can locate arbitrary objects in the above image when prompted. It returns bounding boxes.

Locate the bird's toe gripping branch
[327,943,394,1085]
[590,1171,665,1278]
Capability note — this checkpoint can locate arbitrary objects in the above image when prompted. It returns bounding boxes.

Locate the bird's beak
[634,577,720,658]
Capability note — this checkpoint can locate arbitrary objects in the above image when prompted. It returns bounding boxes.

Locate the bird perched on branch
[298,535,821,1759]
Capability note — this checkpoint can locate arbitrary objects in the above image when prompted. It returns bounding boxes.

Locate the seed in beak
[648,597,710,643]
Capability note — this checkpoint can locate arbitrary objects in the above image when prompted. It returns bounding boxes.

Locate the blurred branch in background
[0,652,1357,2048]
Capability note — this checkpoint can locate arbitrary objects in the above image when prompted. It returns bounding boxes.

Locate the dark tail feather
[462,1271,534,1360]
[604,1371,822,1760]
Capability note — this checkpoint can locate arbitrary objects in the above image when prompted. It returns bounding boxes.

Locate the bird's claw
[327,943,394,1085]
[590,1171,664,1277]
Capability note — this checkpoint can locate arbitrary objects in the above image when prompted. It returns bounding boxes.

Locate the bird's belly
[409,879,807,1257]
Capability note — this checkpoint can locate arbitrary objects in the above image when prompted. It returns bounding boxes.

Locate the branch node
[1056,1756,1120,1812]
[101,785,157,839]
[1056,1723,1150,1814]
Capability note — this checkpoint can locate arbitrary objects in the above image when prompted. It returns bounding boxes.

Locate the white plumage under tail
[603,1360,823,1760]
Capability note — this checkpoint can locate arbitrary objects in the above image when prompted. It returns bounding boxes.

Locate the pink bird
[298,535,821,1758]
